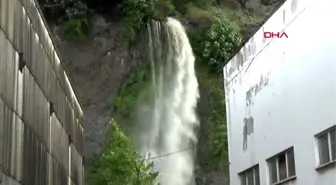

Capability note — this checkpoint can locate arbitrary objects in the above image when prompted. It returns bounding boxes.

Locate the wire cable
[145,146,195,160]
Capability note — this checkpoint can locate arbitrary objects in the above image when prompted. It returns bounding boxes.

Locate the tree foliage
[186,6,246,171]
[188,12,242,74]
[200,15,242,73]
[119,0,176,43]
[38,0,265,180]
[118,0,156,43]
[87,119,159,185]
[38,0,90,40]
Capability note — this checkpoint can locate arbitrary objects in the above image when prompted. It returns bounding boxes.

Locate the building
[223,0,336,184]
[0,0,84,185]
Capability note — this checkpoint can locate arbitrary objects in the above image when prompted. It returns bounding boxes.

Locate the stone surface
[53,15,133,158]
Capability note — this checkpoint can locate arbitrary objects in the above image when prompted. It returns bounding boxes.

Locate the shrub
[119,0,157,43]
[87,120,159,185]
[153,0,176,20]
[112,58,152,120]
[184,3,213,23]
[199,13,242,73]
[39,0,90,40]
[212,7,262,29]
[61,17,89,40]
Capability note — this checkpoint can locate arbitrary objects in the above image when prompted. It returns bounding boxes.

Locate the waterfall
[136,17,200,185]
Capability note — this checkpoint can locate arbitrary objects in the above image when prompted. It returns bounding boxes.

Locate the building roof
[223,0,286,69]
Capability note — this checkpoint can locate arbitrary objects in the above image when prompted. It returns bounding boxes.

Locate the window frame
[266,147,296,185]
[239,164,260,185]
[315,125,336,169]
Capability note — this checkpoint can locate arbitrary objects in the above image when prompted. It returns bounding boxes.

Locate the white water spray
[137,18,199,185]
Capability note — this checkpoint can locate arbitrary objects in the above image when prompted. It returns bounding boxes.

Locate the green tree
[87,119,159,185]
[199,14,242,73]
[38,0,90,40]
[119,0,157,43]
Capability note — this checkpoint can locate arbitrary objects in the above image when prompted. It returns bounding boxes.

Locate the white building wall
[223,0,336,184]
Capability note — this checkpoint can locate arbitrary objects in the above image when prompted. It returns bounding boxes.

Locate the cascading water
[136,17,200,185]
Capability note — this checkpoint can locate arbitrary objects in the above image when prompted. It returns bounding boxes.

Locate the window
[316,125,336,167]
[267,147,296,184]
[239,165,260,185]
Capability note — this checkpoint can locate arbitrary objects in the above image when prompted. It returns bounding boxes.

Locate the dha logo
[264,31,288,38]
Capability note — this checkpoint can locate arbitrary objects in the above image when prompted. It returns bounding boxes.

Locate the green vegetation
[39,0,263,43]
[112,59,152,121]
[185,7,242,168]
[118,0,156,43]
[100,0,262,179]
[118,0,176,43]
[185,6,261,170]
[195,61,228,171]
[39,0,266,183]
[194,14,242,73]
[87,120,159,185]
[39,0,90,40]
[184,4,213,23]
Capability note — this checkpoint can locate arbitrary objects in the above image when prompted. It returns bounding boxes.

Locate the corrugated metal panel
[50,114,69,174]
[1,173,21,185]
[6,0,15,43]
[0,0,8,35]
[0,0,84,184]
[0,100,4,183]
[0,29,18,110]
[70,120,84,156]
[22,69,50,146]
[22,125,49,185]
[17,5,24,53]
[64,98,75,136]
[70,144,83,185]
[0,103,23,183]
[1,101,14,176]
[49,155,68,185]
[13,116,24,183]
[13,2,23,50]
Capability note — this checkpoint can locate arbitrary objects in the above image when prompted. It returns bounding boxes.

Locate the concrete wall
[223,0,336,184]
[0,0,84,185]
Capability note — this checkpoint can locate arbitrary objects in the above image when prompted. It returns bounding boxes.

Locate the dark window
[241,173,247,185]
[239,165,260,185]
[269,158,278,183]
[318,133,330,165]
[330,129,336,161]
[287,149,296,177]
[317,125,336,166]
[278,153,287,181]
[255,166,260,185]
[247,169,254,185]
[267,147,296,184]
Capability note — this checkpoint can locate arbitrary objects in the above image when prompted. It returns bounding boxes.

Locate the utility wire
[140,123,227,161]
[142,144,230,167]
[144,146,195,160]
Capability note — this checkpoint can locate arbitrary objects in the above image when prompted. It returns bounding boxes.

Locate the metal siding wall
[0,29,17,110]
[70,144,83,185]
[0,0,84,184]
[0,100,4,183]
[50,114,69,175]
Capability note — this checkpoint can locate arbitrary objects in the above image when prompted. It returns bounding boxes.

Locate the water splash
[137,17,200,185]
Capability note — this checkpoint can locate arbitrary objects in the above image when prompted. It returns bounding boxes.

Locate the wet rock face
[53,15,133,159]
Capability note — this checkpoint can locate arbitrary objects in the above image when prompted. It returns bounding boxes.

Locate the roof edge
[223,0,286,69]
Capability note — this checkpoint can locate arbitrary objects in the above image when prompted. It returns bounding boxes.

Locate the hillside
[37,0,283,184]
